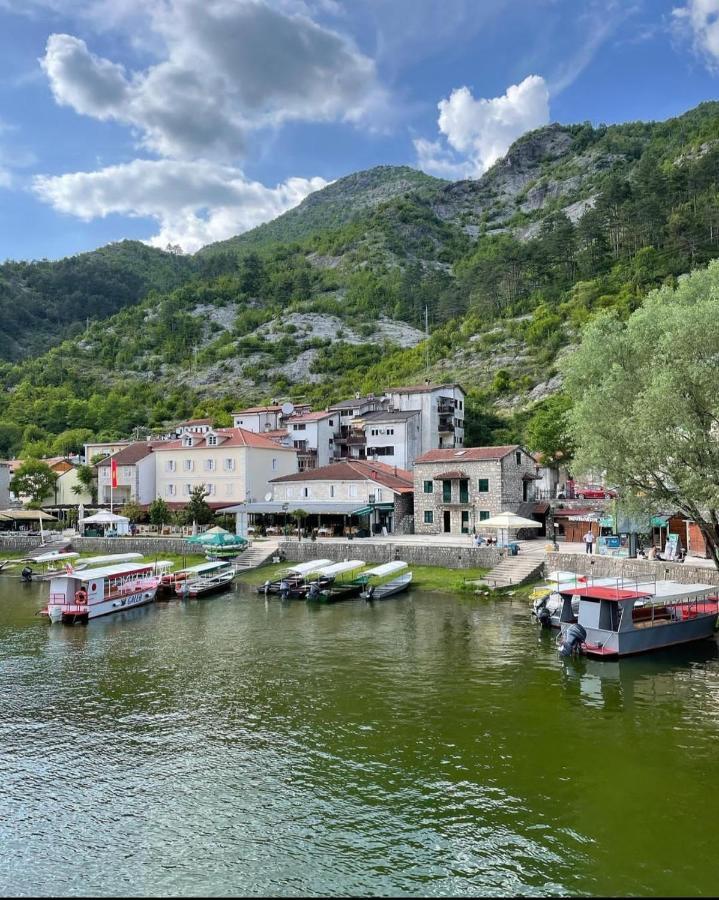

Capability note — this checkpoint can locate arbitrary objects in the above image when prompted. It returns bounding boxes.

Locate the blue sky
[0,0,717,260]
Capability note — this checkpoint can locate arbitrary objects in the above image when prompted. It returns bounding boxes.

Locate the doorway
[443,511,451,533]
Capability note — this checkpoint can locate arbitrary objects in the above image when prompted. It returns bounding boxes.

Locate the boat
[22,551,81,580]
[358,561,413,600]
[73,552,144,570]
[39,561,162,624]
[557,581,719,659]
[532,573,614,628]
[177,561,236,598]
[256,559,334,598]
[157,560,225,597]
[307,560,367,603]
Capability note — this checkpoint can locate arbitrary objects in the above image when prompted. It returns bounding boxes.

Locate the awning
[220,501,360,515]
[351,502,395,516]
[433,470,467,480]
[650,515,669,527]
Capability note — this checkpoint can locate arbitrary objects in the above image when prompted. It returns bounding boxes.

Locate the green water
[1,576,718,897]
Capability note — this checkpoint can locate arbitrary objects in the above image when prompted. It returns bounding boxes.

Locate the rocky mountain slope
[2,101,719,457]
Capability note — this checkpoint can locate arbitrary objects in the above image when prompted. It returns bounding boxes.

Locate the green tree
[563,259,719,567]
[525,394,575,465]
[149,497,170,527]
[0,422,22,457]
[121,500,143,523]
[186,485,214,525]
[51,428,94,457]
[72,464,98,503]
[10,459,58,505]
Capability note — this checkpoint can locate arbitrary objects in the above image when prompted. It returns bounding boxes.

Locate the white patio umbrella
[479,511,542,547]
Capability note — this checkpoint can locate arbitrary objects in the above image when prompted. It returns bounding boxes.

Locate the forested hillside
[2,101,719,460]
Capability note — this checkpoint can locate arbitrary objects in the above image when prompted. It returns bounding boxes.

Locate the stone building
[413,445,540,535]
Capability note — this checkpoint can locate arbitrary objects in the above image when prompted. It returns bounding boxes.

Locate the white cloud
[40,0,384,161]
[673,0,719,66]
[415,75,550,179]
[33,158,328,252]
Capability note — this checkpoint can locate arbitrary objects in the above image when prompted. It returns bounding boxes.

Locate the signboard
[665,533,680,560]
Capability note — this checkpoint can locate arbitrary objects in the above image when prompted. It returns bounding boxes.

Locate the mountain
[0,240,193,361]
[2,101,719,459]
[199,165,446,255]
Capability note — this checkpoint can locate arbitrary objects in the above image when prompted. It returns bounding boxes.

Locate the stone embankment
[546,551,719,586]
[278,540,501,569]
[0,535,194,556]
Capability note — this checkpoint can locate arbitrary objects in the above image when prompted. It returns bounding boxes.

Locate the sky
[0,0,718,260]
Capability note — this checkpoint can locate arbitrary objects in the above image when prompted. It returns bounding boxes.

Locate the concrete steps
[476,553,545,589]
[233,541,280,570]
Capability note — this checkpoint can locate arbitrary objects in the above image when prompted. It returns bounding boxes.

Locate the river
[1,576,718,896]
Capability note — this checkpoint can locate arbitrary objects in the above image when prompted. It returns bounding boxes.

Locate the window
[123,467,132,477]
[387,428,394,436]
[424,480,434,493]
[349,484,358,498]
[223,458,235,472]
[272,458,278,471]
[461,510,470,533]
[184,484,191,495]
[205,483,216,496]
[167,484,176,497]
[182,436,193,447]
[442,480,452,503]
[516,451,522,465]
[287,487,295,499]
[366,446,394,456]
[479,510,490,521]
[377,489,383,501]
[459,479,469,504]
[183,459,194,472]
[328,419,334,427]
[207,435,217,446]
[293,423,306,431]
[478,478,489,493]
[330,485,335,498]
[302,487,309,498]
[204,459,215,472]
[225,483,233,496]
[424,510,434,524]
[165,460,176,472]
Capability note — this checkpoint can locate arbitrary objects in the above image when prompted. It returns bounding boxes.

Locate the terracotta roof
[287,411,333,422]
[432,470,467,480]
[96,442,161,467]
[153,427,296,452]
[388,382,465,395]
[415,445,519,463]
[270,459,413,494]
[232,405,283,415]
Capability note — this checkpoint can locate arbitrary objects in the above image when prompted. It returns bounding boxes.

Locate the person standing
[583,529,595,554]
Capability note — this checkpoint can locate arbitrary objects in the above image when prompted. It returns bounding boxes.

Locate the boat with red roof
[557,581,719,659]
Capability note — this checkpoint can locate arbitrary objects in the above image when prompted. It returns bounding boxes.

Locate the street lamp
[282,502,289,538]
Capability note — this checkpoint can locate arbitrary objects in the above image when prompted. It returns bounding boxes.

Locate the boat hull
[581,612,718,659]
[46,586,158,624]
[360,573,413,600]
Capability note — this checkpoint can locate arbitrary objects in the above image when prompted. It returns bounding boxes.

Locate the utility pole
[425,304,429,376]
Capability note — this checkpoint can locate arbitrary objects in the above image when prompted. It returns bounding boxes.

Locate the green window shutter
[478,478,489,493]
[442,480,452,503]
[479,510,490,521]
[423,480,433,493]
[424,510,434,524]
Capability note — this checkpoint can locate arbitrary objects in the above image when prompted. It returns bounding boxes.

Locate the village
[0,379,712,585]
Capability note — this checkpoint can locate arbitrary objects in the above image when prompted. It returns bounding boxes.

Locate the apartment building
[384,382,466,453]
[95,442,159,505]
[153,427,297,508]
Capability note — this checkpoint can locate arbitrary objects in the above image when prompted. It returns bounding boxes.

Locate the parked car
[574,484,618,500]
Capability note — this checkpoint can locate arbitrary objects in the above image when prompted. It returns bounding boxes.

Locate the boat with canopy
[306,560,367,603]
[358,561,412,600]
[177,560,236,598]
[256,559,333,597]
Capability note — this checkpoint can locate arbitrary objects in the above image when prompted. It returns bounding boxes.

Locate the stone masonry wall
[413,460,503,534]
[546,551,719,587]
[278,540,501,569]
[0,534,196,556]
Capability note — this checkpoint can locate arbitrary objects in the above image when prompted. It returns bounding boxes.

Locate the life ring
[74,588,88,605]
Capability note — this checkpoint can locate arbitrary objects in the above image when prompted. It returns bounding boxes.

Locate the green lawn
[235,561,490,593]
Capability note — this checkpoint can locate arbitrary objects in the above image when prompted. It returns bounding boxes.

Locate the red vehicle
[574,484,617,500]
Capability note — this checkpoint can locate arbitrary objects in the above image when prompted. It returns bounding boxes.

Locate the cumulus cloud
[415,75,550,179]
[33,159,328,252]
[41,0,383,160]
[673,0,719,66]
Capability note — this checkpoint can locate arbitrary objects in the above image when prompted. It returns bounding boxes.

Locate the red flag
[111,458,118,488]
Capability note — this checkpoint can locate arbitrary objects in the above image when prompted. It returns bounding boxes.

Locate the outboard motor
[536,602,552,629]
[21,566,33,583]
[559,623,587,657]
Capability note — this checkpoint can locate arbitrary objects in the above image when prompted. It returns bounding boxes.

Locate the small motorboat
[23,551,81,580]
[176,561,236,598]
[257,559,333,598]
[307,560,367,603]
[359,561,412,600]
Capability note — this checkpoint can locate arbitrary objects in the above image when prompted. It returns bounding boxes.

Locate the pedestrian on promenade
[583,529,595,554]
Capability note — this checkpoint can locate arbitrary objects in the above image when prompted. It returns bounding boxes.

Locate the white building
[384,382,466,453]
[83,440,133,465]
[232,402,312,434]
[355,409,422,470]
[286,410,337,470]
[153,427,298,510]
[95,442,159,506]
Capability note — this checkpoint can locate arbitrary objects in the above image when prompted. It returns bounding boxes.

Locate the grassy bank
[235,561,489,592]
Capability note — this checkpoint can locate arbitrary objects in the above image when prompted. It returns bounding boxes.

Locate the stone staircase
[233,540,281,571]
[476,552,545,590]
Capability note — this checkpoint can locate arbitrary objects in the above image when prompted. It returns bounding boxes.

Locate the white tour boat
[41,561,163,624]
[359,561,413,600]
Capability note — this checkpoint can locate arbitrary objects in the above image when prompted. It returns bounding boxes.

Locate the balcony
[437,401,455,414]
[438,419,455,433]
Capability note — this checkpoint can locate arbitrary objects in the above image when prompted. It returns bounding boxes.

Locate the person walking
[583,529,595,554]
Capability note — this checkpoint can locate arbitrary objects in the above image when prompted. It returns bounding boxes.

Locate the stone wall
[0,534,195,556]
[413,460,504,535]
[278,540,501,569]
[546,551,719,586]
